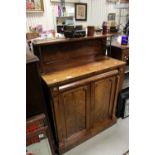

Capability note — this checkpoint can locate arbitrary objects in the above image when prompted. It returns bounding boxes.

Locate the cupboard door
[92,76,117,126]
[53,85,90,149]
[61,85,90,139]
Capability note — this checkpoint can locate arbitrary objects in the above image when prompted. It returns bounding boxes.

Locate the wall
[80,0,128,29]
[26,0,76,32]
[26,0,128,32]
[26,0,54,32]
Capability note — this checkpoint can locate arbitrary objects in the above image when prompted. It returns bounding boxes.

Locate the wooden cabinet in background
[26,51,44,118]
[33,35,126,154]
[26,51,56,155]
[109,42,129,89]
[109,42,129,63]
[109,42,129,118]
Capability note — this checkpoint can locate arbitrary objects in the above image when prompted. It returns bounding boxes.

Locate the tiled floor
[27,117,129,155]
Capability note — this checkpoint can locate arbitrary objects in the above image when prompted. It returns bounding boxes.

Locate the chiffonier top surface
[42,56,125,86]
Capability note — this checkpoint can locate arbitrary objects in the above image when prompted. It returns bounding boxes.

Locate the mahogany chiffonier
[33,34,126,154]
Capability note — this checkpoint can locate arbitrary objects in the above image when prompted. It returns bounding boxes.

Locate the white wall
[26,0,128,32]
[80,0,128,28]
[26,0,76,32]
[26,0,53,31]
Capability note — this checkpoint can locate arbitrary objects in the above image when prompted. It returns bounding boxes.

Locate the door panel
[60,85,90,139]
[93,76,116,124]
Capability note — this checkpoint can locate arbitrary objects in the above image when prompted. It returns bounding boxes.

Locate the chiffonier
[32,34,126,154]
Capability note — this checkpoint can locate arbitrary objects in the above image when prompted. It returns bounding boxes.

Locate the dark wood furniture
[109,42,129,89]
[33,35,126,154]
[109,42,129,118]
[26,51,56,155]
[26,51,44,118]
[109,42,129,62]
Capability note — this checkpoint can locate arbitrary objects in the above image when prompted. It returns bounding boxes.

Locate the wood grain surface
[42,57,125,86]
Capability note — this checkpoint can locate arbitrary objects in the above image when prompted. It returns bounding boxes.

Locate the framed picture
[108,13,116,21]
[26,0,44,12]
[75,3,87,21]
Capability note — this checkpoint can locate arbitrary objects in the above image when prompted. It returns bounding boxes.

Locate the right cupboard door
[91,75,119,133]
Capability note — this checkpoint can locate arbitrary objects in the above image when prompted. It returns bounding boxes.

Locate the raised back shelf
[33,35,114,74]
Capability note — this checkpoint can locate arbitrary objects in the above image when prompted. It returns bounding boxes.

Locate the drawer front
[58,70,119,92]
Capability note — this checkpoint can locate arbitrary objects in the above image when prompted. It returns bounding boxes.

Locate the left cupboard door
[52,85,91,152]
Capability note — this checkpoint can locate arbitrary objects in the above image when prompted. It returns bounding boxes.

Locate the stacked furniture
[26,51,56,155]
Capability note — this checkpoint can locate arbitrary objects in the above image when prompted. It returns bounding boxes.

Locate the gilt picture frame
[75,3,87,21]
[26,0,44,12]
